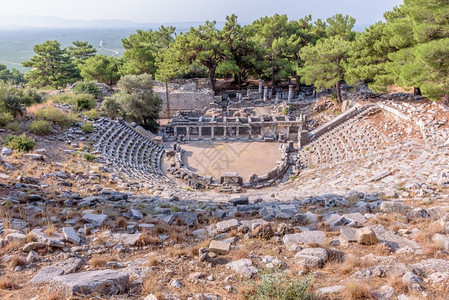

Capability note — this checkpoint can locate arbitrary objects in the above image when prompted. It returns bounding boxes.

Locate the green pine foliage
[22,41,80,88]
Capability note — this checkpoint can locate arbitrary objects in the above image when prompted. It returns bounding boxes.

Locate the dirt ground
[181,142,282,180]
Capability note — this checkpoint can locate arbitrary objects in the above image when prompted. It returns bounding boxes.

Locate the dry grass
[0,276,20,290]
[146,256,160,267]
[387,275,408,295]
[332,255,373,276]
[26,100,54,116]
[372,243,392,256]
[413,222,445,256]
[1,240,24,254]
[44,292,64,300]
[186,239,209,259]
[137,230,161,247]
[44,224,57,236]
[142,273,165,298]
[89,255,107,268]
[116,217,127,229]
[339,280,375,300]
[8,255,25,268]
[229,246,249,260]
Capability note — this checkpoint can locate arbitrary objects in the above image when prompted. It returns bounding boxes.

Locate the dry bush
[229,247,249,260]
[89,255,107,268]
[387,275,408,294]
[137,230,161,247]
[372,243,392,256]
[9,255,25,268]
[2,240,24,254]
[188,240,209,258]
[337,255,373,275]
[142,273,165,298]
[166,246,190,258]
[44,224,57,236]
[94,234,108,245]
[339,280,375,300]
[0,275,20,290]
[147,256,160,267]
[116,217,127,229]
[44,292,64,300]
[26,100,54,116]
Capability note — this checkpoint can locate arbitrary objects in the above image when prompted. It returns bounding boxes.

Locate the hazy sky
[2,0,403,25]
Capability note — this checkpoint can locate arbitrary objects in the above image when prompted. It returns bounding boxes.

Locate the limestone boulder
[49,269,129,297]
[355,228,378,245]
[226,259,258,278]
[209,240,231,255]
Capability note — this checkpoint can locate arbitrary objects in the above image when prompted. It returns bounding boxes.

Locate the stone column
[288,85,293,103]
[275,93,279,103]
[261,126,264,139]
[259,79,263,96]
[211,126,214,139]
[224,126,227,138]
[199,126,202,140]
[248,126,252,139]
[238,93,242,102]
[263,86,268,101]
[286,126,290,139]
[186,127,190,141]
[268,89,272,99]
[236,127,239,139]
[174,127,178,138]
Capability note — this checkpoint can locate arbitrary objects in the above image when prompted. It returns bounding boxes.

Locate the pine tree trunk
[208,67,216,95]
[336,81,342,103]
[295,75,301,89]
[413,87,422,96]
[165,81,170,119]
[271,62,276,90]
[237,73,242,90]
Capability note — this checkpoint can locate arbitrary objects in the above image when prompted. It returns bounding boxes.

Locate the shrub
[29,120,53,135]
[35,106,71,126]
[72,82,100,98]
[51,93,96,111]
[51,94,77,106]
[83,152,96,161]
[244,271,315,300]
[75,94,96,110]
[84,108,99,120]
[5,121,21,131]
[0,111,13,126]
[3,134,35,152]
[80,122,94,133]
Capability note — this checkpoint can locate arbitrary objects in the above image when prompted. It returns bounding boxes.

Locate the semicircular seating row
[91,119,166,184]
[297,106,391,169]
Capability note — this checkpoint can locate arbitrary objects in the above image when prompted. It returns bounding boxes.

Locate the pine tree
[121,26,176,76]
[22,40,80,89]
[67,41,97,64]
[382,0,449,100]
[80,55,122,86]
[299,36,351,103]
[345,22,395,91]
[178,21,226,94]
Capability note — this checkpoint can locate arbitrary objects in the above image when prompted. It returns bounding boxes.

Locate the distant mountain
[0,15,223,31]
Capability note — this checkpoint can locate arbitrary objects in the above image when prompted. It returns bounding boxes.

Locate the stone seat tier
[90,119,166,184]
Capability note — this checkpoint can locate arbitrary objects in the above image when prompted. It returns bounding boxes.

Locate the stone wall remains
[154,79,216,118]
